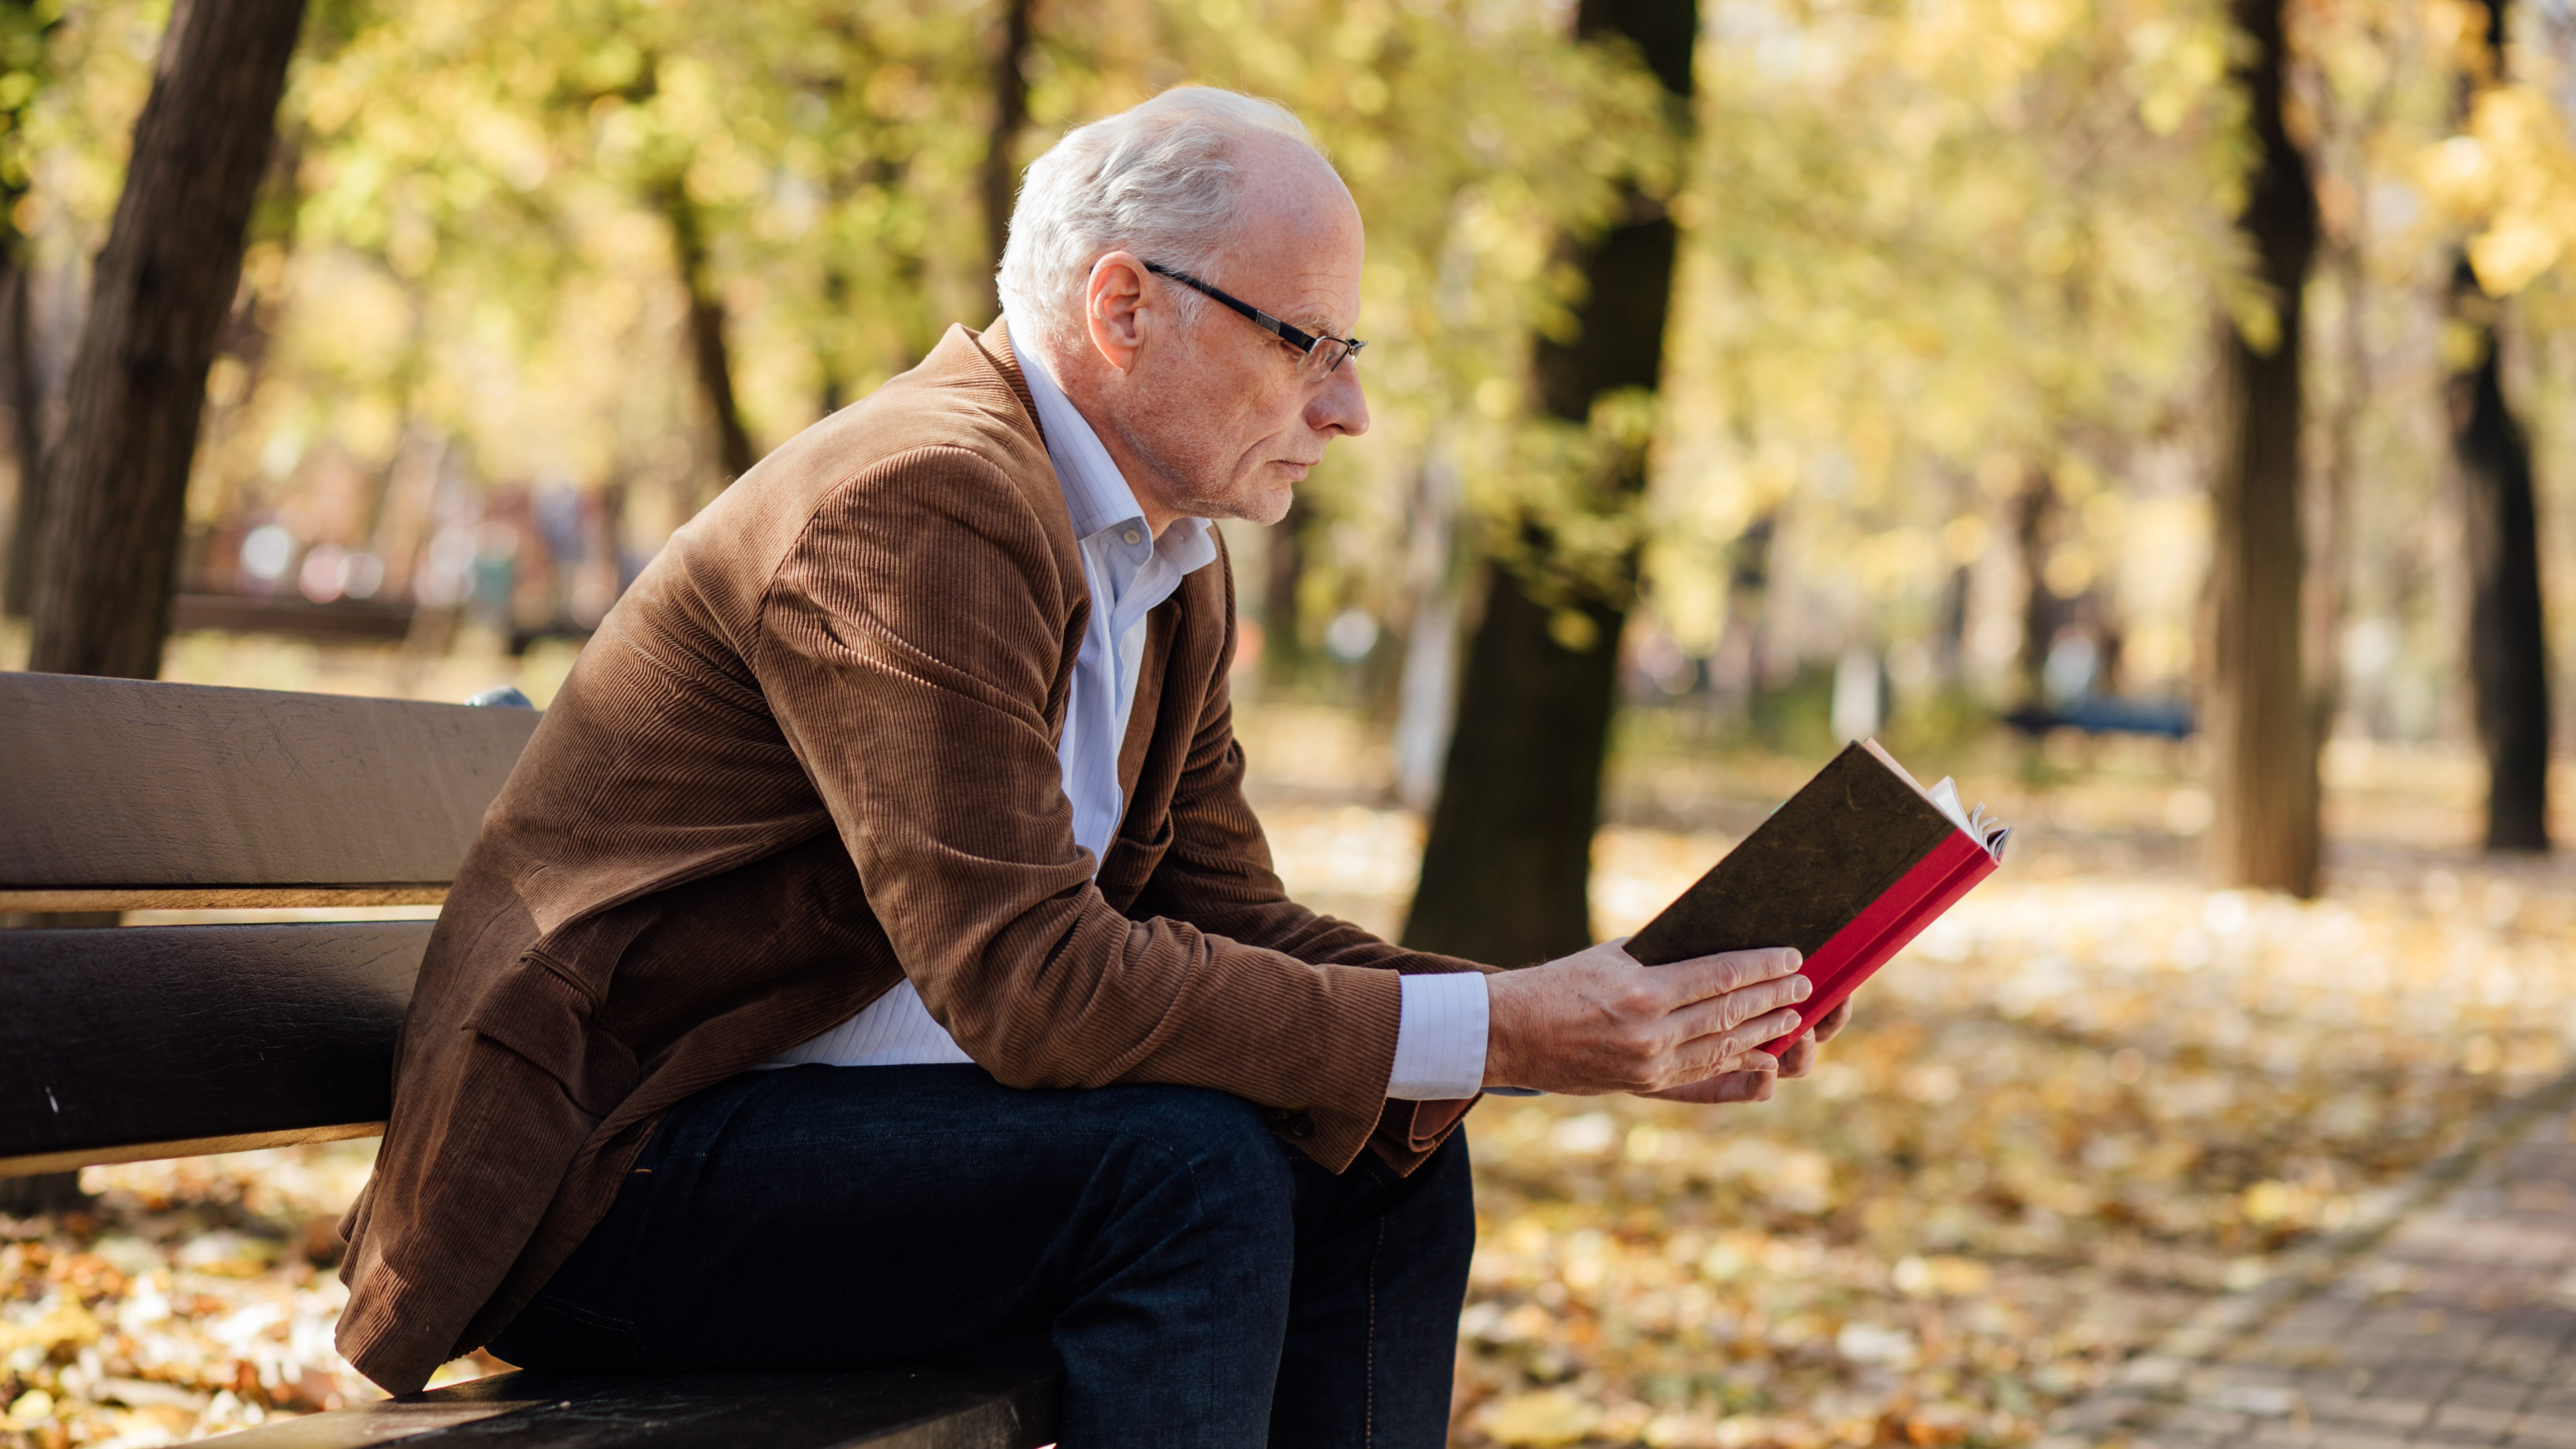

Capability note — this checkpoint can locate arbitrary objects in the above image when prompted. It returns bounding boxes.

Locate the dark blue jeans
[487,1064,1476,1448]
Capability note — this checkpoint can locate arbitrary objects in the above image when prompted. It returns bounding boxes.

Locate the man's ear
[1084,252,1150,376]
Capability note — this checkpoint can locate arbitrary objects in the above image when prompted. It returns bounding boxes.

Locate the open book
[1624,739,2010,1059]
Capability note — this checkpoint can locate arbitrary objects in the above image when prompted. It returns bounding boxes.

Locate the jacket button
[1283,1112,1316,1141]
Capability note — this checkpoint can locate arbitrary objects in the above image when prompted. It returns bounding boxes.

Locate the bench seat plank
[0,672,537,898]
[0,922,425,1176]
[203,1367,1060,1449]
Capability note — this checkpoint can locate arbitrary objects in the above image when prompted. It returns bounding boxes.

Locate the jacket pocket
[459,900,661,1117]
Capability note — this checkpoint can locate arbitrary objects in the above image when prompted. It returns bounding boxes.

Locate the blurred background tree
[6,0,2575,1423]
[0,0,59,624]
[2443,0,2551,853]
[2205,0,2323,897]
[0,0,2567,922]
[27,0,308,680]
[1405,0,1695,968]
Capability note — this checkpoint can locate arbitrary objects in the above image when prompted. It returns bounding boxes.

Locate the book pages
[1928,776,2012,860]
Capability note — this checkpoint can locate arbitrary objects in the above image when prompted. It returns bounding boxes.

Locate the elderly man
[334,87,1842,1446]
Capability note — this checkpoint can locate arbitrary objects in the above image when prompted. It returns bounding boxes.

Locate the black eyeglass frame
[1143,260,1366,377]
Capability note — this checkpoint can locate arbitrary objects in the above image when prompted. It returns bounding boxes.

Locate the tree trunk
[1403,0,1692,965]
[981,0,1033,318]
[1262,494,1311,685]
[2,258,44,618]
[2013,467,2063,706]
[2452,267,2549,851]
[26,0,306,679]
[659,181,757,485]
[1392,454,1463,812]
[2205,0,2321,896]
[0,0,58,621]
[0,1171,87,1216]
[1409,568,1627,964]
[1714,510,1774,705]
[820,265,851,416]
[2452,0,2550,853]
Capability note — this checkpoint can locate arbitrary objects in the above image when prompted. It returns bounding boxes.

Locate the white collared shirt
[765,327,1486,1100]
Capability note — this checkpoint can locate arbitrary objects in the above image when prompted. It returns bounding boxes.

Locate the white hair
[996,86,1329,356]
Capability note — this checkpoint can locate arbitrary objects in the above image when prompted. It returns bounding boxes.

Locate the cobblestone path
[2045,1083,2576,1448]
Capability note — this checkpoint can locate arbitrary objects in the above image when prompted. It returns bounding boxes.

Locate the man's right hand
[1481,941,1809,1096]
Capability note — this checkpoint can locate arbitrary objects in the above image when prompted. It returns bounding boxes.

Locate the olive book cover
[1624,739,2009,1057]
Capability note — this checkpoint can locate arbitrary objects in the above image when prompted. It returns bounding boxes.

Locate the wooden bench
[0,670,1060,1449]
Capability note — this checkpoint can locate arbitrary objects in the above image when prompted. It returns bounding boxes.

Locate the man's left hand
[1636,999,1853,1104]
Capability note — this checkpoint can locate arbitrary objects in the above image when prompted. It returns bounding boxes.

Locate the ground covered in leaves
[4,707,2571,1448]
[0,1147,402,1445]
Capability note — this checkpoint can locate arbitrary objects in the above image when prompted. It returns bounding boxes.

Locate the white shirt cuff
[1387,971,1488,1100]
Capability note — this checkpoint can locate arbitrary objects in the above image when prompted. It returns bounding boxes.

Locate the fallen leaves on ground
[1410,744,2572,1448]
[0,1147,399,1447]
[2,719,2568,1448]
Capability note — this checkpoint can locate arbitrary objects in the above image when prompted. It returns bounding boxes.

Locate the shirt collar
[1012,321,1217,573]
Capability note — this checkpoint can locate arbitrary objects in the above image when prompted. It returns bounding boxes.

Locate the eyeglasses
[1143,260,1366,382]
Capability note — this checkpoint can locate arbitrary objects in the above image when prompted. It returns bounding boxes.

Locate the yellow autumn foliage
[0,1298,102,1357]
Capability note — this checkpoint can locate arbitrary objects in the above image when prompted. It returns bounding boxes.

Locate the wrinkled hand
[1640,998,1852,1104]
[1774,997,1852,1077]
[1483,940,1809,1096]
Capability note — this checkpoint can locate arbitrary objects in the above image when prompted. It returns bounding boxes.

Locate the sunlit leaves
[2423,83,2576,296]
[0,0,61,240]
[1643,0,2262,689]
[17,0,2563,700]
[1049,0,1679,622]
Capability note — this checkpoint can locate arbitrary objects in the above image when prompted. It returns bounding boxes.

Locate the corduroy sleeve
[751,446,1408,1168]
[1129,558,1496,1174]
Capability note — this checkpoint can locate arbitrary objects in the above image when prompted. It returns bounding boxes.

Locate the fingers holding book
[1662,947,1812,1062]
[1636,1068,1781,1105]
[1769,998,1855,1079]
[1481,940,1812,1097]
[1810,997,1854,1044]
[1631,991,1854,1103]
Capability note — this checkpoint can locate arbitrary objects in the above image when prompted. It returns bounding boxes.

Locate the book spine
[1756,831,1997,1058]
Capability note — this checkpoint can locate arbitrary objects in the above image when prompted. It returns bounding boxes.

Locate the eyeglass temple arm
[1145,261,1319,352]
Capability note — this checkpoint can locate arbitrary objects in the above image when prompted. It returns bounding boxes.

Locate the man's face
[1085,147,1368,529]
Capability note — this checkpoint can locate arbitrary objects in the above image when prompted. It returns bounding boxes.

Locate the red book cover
[1623,739,2009,1058]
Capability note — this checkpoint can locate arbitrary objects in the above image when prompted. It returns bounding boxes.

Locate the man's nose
[1308,361,1369,438]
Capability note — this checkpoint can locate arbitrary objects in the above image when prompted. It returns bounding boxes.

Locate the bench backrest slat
[0,674,1059,1449]
[0,672,538,910]
[0,921,431,1176]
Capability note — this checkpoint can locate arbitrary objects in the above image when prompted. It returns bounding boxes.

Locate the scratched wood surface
[0,672,537,903]
[0,922,427,1177]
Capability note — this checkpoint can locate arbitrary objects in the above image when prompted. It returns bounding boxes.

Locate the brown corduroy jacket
[333,320,1490,1394]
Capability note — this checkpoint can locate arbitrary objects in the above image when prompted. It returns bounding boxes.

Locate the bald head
[1212,134,1363,329]
[997,87,1345,357]
[999,89,1371,537]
